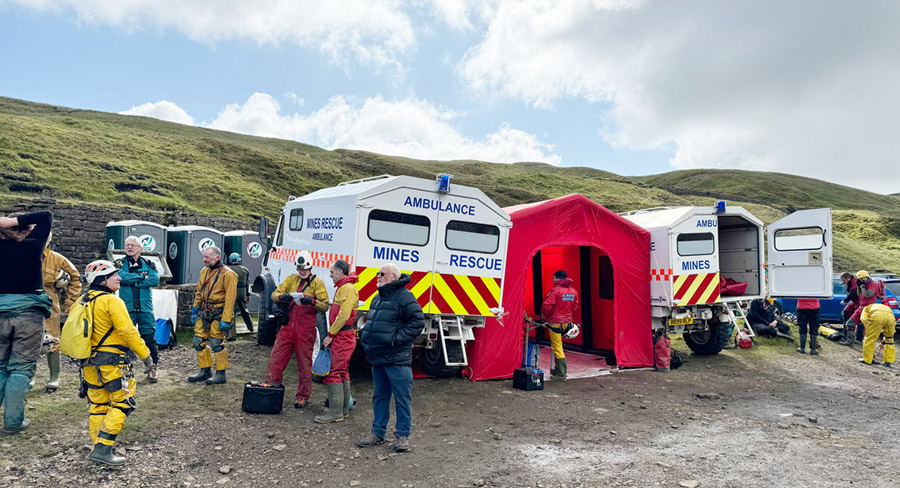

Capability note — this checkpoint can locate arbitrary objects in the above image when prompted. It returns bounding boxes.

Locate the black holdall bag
[242,382,285,414]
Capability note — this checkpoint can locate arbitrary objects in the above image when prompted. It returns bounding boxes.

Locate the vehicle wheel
[773,301,785,319]
[684,321,730,355]
[256,275,279,346]
[420,343,462,378]
[256,316,278,346]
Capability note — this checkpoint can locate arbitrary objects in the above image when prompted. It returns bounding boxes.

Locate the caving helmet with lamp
[564,323,581,340]
[85,260,118,284]
[295,250,314,270]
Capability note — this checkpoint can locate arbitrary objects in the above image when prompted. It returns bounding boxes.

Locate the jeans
[371,364,412,438]
[0,312,43,428]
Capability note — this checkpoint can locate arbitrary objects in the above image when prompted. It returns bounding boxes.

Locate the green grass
[2,95,900,272]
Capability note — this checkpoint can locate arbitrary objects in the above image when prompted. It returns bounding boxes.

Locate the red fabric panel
[463,194,653,381]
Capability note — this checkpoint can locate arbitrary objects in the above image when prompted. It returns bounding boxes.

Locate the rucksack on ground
[155,318,177,350]
[60,292,108,360]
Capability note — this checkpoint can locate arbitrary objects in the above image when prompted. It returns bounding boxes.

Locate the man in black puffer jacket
[357,263,424,453]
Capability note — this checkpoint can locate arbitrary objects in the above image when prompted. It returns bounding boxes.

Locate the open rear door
[767,208,832,298]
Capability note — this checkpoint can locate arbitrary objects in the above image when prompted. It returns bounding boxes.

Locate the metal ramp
[437,316,468,366]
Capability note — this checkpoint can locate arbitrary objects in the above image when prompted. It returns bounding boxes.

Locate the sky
[1,0,899,194]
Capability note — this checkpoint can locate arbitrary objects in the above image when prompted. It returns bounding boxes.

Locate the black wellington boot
[187,367,212,383]
[89,443,126,466]
[205,369,227,385]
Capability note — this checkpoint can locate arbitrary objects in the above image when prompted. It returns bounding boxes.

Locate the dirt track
[3,334,899,488]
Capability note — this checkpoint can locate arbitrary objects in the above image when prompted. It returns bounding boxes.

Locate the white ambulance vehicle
[253,174,511,376]
[622,203,832,355]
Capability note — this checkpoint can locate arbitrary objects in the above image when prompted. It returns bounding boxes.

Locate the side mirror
[258,216,269,242]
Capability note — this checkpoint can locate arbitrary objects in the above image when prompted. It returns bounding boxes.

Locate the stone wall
[3,197,255,326]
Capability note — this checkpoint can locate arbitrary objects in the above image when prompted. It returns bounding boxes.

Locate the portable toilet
[224,230,267,312]
[166,226,225,285]
[106,220,167,254]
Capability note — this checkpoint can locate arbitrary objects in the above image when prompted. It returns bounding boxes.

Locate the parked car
[777,274,900,323]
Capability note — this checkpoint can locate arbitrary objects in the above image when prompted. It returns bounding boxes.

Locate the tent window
[677,233,715,256]
[445,221,500,254]
[289,208,304,231]
[774,227,824,251]
[368,210,430,246]
[598,256,614,299]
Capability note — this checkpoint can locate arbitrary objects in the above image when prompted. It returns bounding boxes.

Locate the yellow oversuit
[41,248,81,352]
[861,303,896,366]
[192,264,237,370]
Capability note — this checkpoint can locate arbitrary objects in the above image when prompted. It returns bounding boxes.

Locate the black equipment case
[242,382,285,414]
[513,367,544,391]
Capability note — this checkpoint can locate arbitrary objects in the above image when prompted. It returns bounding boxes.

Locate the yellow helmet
[856,270,870,279]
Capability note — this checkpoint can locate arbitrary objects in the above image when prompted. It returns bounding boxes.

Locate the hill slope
[1,96,899,272]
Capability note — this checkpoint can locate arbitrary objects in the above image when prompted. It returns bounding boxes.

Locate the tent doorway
[525,245,617,364]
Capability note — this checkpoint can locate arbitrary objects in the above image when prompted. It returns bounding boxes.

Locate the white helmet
[85,260,118,284]
[295,250,313,270]
[564,323,581,340]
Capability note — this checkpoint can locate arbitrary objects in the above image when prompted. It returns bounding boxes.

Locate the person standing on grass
[40,231,81,392]
[357,263,423,453]
[795,299,820,355]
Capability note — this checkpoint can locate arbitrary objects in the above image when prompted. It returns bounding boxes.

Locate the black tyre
[420,342,462,378]
[683,321,730,355]
[773,301,785,319]
[255,274,279,346]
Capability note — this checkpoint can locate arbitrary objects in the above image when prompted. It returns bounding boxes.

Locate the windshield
[883,281,900,297]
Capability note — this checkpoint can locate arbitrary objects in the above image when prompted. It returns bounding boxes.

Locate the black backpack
[273,299,294,327]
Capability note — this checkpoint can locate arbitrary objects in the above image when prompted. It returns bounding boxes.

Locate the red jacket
[541,278,579,323]
[797,299,820,309]
[858,278,879,307]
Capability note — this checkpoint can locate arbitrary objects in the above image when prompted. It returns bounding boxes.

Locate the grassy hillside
[1,96,899,272]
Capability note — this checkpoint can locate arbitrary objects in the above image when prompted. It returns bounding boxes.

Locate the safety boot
[205,369,227,385]
[45,352,61,392]
[148,364,158,384]
[356,433,385,448]
[89,443,126,466]
[187,367,212,383]
[796,334,806,354]
[842,321,856,347]
[315,383,345,423]
[394,435,410,453]
[809,334,819,355]
[342,380,352,418]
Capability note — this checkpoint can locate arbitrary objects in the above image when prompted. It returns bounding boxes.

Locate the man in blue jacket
[356,263,424,453]
[118,236,161,383]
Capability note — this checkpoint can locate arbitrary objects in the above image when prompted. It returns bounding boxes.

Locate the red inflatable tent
[463,194,653,381]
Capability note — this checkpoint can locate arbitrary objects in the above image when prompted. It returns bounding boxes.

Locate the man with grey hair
[357,263,424,452]
[187,246,237,385]
[119,236,160,383]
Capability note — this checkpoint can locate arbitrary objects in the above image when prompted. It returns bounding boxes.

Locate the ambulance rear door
[767,208,833,298]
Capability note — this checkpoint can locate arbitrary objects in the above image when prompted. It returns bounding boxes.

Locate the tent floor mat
[538,346,616,379]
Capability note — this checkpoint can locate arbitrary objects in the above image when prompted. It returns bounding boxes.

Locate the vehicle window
[289,208,304,231]
[677,233,715,256]
[368,210,430,246]
[833,281,845,295]
[275,215,285,247]
[884,282,900,297]
[445,221,500,254]
[774,227,824,251]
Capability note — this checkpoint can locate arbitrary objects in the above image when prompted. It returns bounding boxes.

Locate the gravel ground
[1,333,898,488]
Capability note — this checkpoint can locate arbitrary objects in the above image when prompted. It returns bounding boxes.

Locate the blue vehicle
[778,274,900,323]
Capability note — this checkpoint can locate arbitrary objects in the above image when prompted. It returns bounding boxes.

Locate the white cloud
[206,92,561,165]
[459,0,900,193]
[11,0,417,71]
[119,100,194,125]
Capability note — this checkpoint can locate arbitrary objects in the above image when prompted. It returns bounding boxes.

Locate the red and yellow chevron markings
[354,266,501,316]
[673,272,720,306]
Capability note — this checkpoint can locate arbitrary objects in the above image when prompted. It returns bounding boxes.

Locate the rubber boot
[45,352,61,392]
[796,334,806,354]
[551,358,567,381]
[342,380,352,418]
[315,383,345,423]
[775,331,795,342]
[3,373,31,430]
[842,321,856,347]
[809,334,819,355]
[187,367,212,383]
[205,369,227,385]
[89,443,126,466]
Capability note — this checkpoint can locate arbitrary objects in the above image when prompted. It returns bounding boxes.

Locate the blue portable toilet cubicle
[224,230,267,312]
[106,220,167,254]
[166,226,225,285]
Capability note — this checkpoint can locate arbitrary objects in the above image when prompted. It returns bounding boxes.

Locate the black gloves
[299,296,314,306]
[279,294,293,303]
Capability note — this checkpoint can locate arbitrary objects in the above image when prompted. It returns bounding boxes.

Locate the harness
[199,265,225,330]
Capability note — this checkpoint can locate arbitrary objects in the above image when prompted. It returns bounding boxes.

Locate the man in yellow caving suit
[859,303,896,368]
[188,246,237,385]
[81,260,150,466]
[41,233,81,392]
